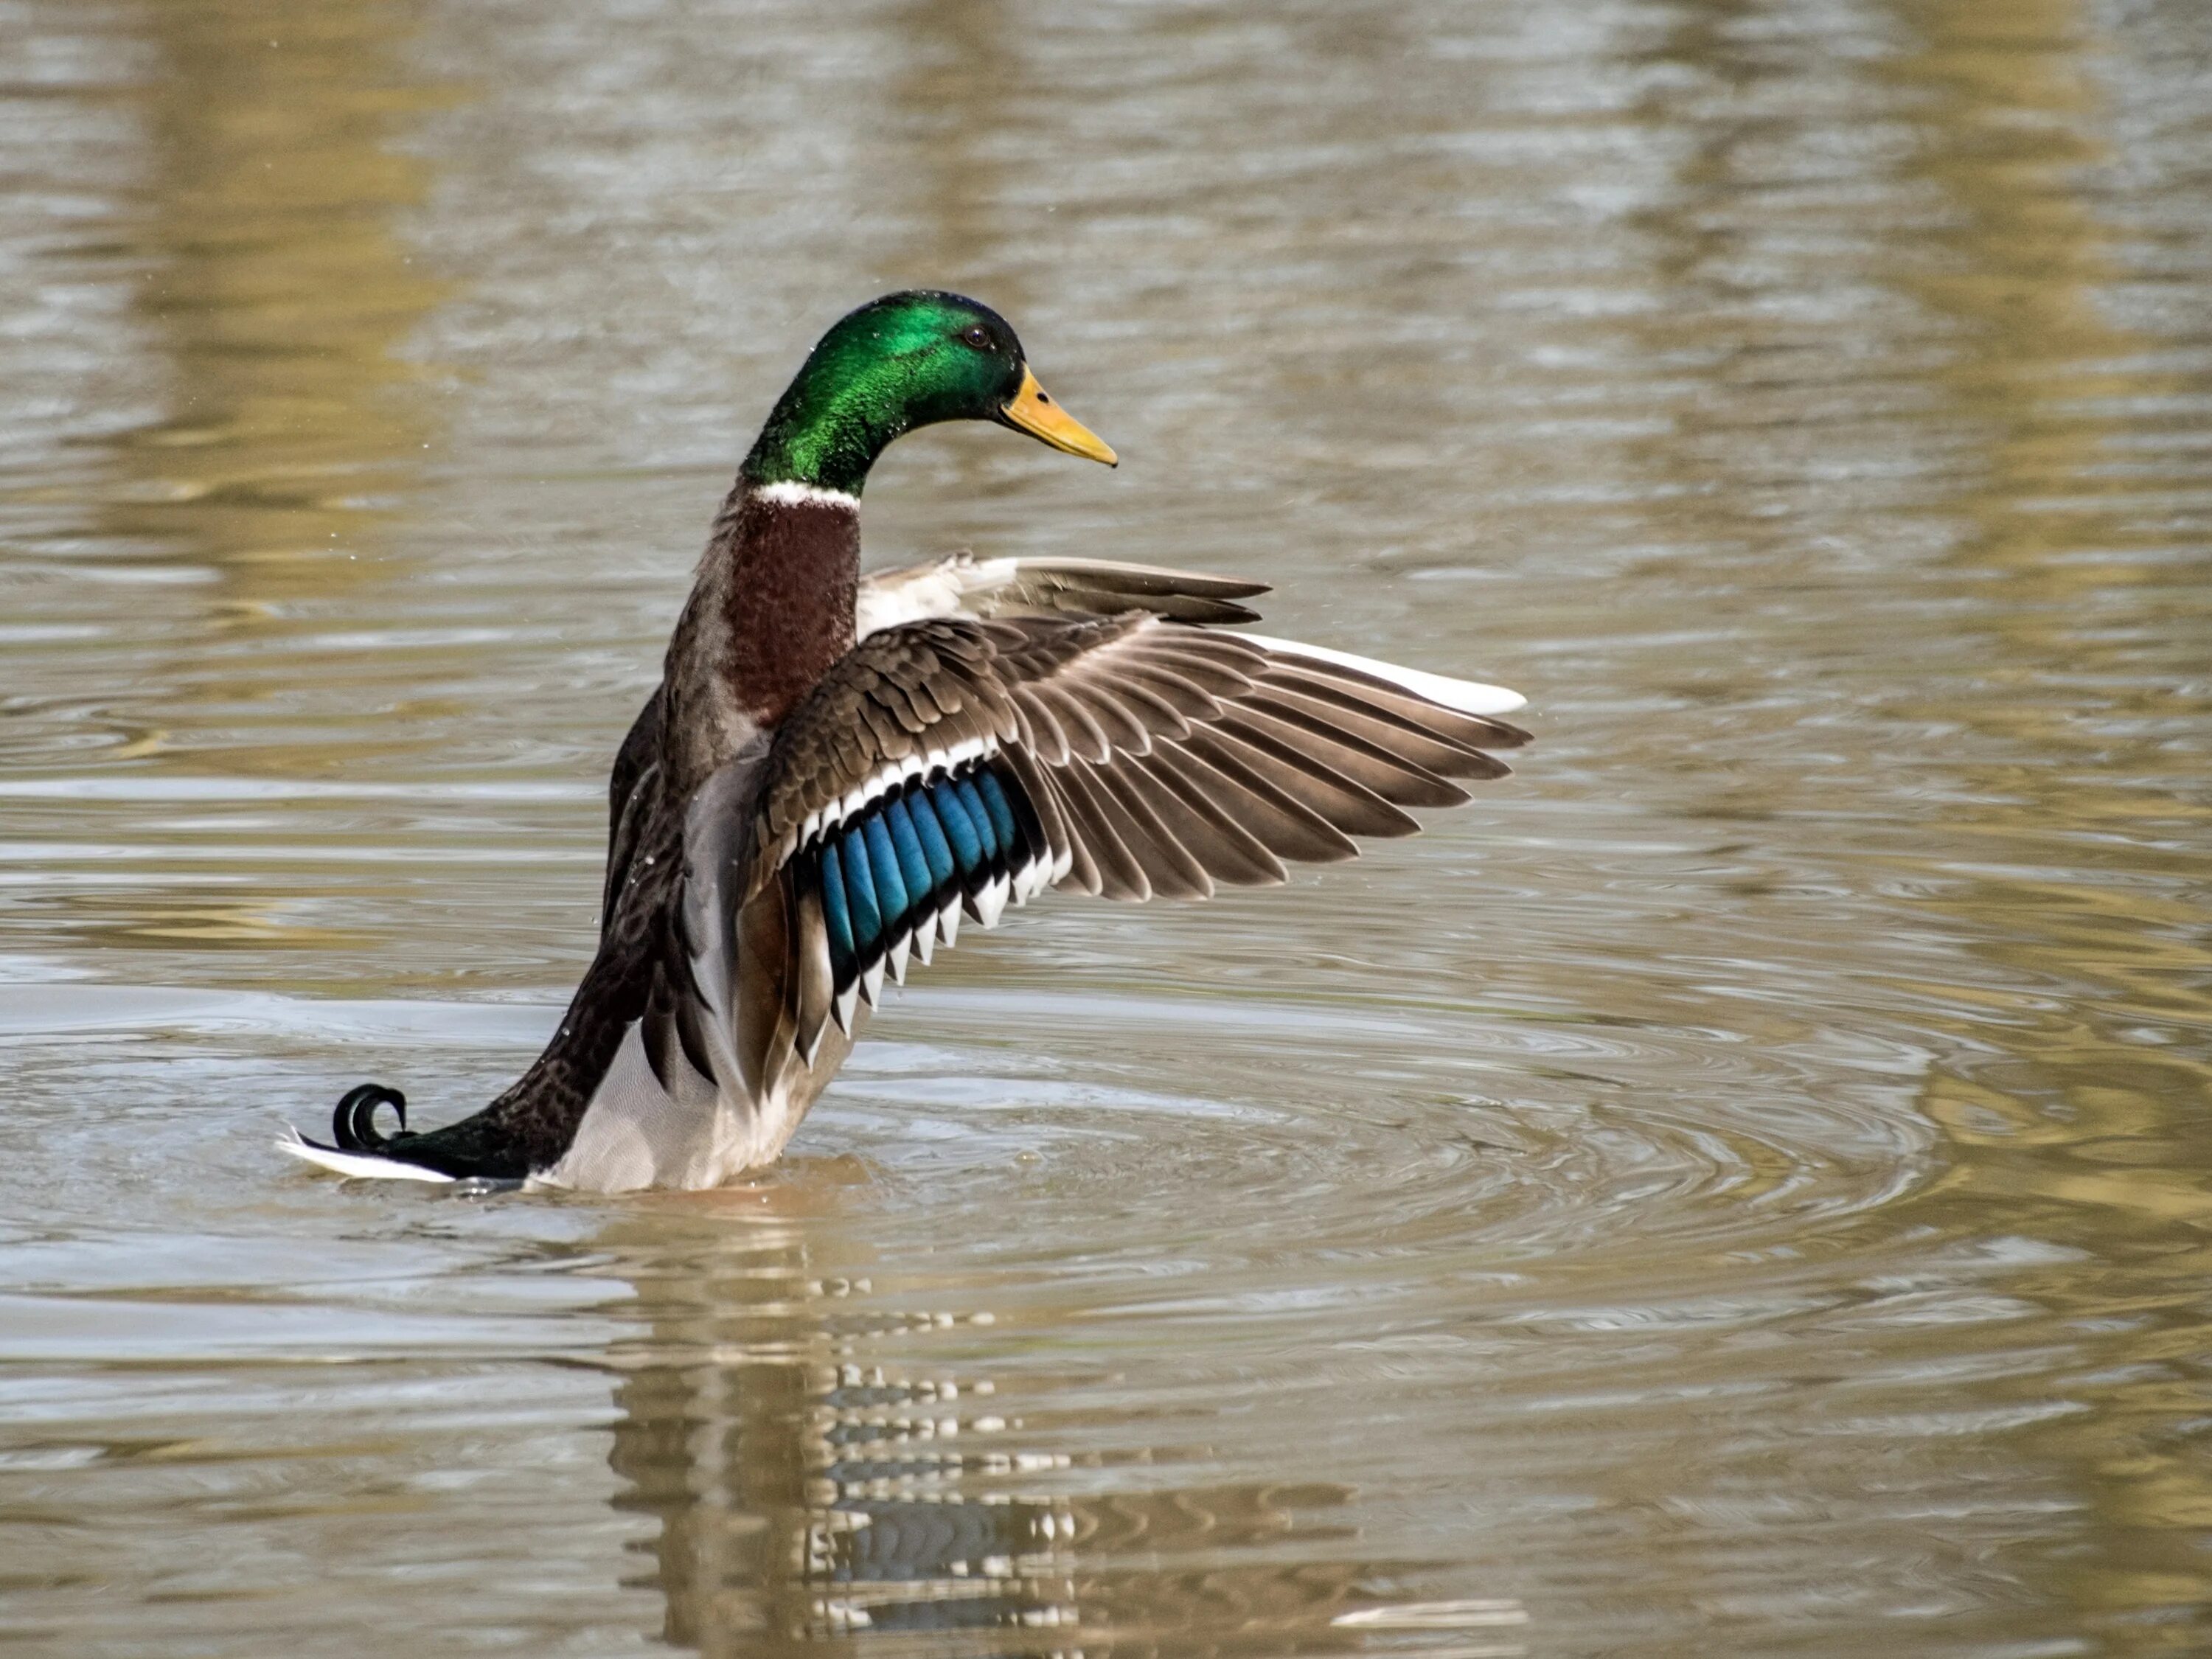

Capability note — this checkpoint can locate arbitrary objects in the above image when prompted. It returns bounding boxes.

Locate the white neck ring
[749,479,860,510]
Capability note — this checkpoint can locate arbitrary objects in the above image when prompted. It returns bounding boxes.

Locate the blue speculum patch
[799,759,1046,998]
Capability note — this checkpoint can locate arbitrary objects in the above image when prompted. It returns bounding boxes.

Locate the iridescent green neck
[740,365,898,498]
[739,292,1024,497]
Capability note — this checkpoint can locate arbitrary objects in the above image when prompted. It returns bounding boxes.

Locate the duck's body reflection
[594,1167,1394,1658]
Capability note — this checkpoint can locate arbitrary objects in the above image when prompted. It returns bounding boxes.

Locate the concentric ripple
[825,978,1938,1278]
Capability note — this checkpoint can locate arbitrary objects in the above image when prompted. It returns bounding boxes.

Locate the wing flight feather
[718,610,1523,1093]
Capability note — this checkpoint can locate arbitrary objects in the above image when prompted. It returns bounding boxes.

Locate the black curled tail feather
[333,1083,407,1152]
[318,1084,538,1182]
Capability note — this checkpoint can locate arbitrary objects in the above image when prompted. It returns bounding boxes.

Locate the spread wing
[856,553,1271,636]
[726,613,1528,1104]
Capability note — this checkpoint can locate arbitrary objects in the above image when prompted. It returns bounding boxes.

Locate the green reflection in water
[1880,0,2212,1199]
[1591,0,2212,1641]
[1876,0,2212,1633]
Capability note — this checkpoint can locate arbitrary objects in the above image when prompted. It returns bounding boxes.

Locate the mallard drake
[282,291,1529,1192]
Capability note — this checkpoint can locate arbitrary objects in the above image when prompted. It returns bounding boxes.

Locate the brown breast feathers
[720,489,861,728]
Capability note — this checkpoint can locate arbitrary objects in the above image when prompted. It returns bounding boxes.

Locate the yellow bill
[999,366,1118,466]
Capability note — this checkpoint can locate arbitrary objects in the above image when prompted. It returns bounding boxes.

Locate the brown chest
[716,489,860,727]
[658,486,862,795]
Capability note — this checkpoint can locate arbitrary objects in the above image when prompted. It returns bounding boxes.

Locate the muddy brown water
[4,1,2211,1654]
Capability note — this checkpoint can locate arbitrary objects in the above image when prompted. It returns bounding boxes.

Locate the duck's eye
[958,324,994,350]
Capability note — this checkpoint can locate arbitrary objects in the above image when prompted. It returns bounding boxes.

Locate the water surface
[4,0,2211,1654]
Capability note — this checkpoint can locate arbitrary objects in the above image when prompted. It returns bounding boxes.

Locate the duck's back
[529,731,857,1191]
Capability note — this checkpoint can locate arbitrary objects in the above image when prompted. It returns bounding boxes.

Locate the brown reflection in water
[597,1176,1403,1658]
[885,0,1020,297]
[106,0,446,602]
[37,0,455,957]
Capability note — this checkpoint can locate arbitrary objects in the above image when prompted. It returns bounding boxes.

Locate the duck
[280,290,1530,1192]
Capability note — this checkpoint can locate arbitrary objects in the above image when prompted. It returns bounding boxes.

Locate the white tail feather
[276,1125,456,1183]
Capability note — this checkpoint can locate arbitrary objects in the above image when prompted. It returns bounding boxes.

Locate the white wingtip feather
[975,874,1010,929]
[1241,633,1526,716]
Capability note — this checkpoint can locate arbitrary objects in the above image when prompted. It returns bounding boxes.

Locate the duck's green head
[741,290,1116,496]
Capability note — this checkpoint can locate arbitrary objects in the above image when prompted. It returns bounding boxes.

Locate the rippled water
[4,0,2211,1653]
